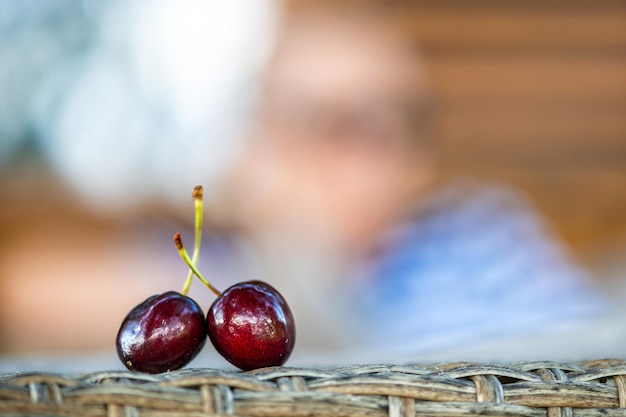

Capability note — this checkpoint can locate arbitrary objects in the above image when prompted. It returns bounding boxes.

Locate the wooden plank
[424,56,626,100]
[435,102,626,147]
[386,0,626,10]
[389,10,626,51]
[439,144,626,170]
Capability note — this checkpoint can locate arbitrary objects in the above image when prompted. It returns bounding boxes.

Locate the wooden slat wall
[288,0,626,256]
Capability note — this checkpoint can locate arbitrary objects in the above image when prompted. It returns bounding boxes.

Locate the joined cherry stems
[175,232,221,297]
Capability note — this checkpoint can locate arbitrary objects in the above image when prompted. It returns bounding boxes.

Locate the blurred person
[217,4,607,358]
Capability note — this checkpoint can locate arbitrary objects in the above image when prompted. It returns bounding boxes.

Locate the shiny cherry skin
[207,281,296,371]
[116,291,207,374]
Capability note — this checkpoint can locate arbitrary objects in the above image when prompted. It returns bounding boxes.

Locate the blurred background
[0,0,625,368]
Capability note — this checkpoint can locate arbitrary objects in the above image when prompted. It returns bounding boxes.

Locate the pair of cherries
[116,186,295,373]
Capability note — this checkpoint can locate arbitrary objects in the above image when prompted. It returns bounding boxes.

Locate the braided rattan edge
[1,359,626,416]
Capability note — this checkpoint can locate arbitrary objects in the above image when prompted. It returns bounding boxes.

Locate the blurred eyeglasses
[259,95,434,150]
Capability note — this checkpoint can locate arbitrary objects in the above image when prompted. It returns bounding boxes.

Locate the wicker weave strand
[1,359,626,416]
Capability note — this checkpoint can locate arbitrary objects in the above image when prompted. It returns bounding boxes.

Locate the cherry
[174,235,296,370]
[207,281,295,371]
[116,186,208,374]
[116,292,206,374]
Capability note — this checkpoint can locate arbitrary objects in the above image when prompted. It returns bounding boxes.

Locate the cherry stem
[181,185,203,296]
[175,232,222,297]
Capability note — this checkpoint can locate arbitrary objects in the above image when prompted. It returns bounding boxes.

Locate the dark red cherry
[207,281,295,371]
[116,291,207,374]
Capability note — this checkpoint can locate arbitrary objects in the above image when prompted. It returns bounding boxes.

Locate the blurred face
[231,18,435,250]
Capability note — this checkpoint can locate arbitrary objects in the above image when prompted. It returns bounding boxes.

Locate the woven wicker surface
[2,359,626,416]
